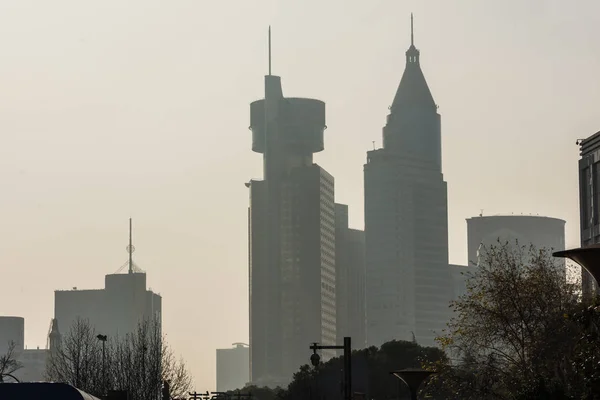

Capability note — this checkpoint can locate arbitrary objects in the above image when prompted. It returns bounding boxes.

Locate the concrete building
[247,50,336,387]
[216,343,250,392]
[364,16,453,348]
[0,316,24,355]
[335,204,366,350]
[466,215,566,270]
[0,317,61,382]
[55,221,161,339]
[449,264,477,301]
[55,272,161,340]
[578,132,600,297]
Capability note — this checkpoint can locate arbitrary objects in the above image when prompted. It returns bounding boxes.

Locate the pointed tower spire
[388,14,435,113]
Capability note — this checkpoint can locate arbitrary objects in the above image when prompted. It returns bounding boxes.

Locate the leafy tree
[0,341,22,383]
[432,241,585,399]
[233,340,446,400]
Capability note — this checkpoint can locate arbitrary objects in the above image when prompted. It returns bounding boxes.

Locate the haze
[1,0,599,389]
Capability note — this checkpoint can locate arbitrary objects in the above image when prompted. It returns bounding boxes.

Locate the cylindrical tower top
[250,97,326,154]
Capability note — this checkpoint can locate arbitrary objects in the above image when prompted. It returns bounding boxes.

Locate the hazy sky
[2,0,600,390]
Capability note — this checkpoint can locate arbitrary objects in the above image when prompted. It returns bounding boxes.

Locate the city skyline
[1,0,597,389]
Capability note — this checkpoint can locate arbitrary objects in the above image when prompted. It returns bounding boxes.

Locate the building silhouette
[54,220,162,340]
[466,215,566,268]
[0,316,61,382]
[335,204,366,350]
[578,132,600,297]
[247,32,336,387]
[364,16,453,347]
[216,343,250,392]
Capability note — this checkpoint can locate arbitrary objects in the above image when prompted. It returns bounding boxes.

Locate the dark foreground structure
[0,382,101,400]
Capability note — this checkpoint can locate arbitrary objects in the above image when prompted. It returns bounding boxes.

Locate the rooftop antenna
[127,218,134,274]
[372,140,376,150]
[410,13,414,46]
[268,26,272,75]
[480,209,484,217]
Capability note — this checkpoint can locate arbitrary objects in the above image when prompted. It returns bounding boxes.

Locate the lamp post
[390,369,436,400]
[96,334,108,394]
[309,336,352,400]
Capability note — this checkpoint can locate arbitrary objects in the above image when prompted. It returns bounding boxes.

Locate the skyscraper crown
[390,14,436,113]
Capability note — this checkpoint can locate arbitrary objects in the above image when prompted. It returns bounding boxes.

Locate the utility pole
[309,337,352,400]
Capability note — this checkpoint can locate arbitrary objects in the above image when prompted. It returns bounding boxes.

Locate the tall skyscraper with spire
[247,29,337,387]
[364,16,453,347]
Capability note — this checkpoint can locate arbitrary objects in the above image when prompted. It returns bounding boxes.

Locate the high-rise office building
[364,16,453,347]
[216,343,250,392]
[247,38,336,387]
[577,131,600,297]
[335,204,366,350]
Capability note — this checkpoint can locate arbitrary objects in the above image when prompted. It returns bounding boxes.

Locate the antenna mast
[268,26,272,75]
[128,218,133,274]
[410,13,414,45]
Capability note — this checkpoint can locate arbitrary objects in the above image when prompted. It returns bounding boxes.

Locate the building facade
[0,316,24,355]
[55,272,162,340]
[248,71,336,387]
[466,215,566,268]
[579,132,600,297]
[335,204,366,350]
[216,343,250,392]
[364,18,453,348]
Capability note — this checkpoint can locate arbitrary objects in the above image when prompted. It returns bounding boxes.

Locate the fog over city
[2,0,600,393]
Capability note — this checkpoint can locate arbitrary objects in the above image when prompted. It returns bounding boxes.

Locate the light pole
[309,336,352,400]
[96,334,108,394]
[390,369,436,400]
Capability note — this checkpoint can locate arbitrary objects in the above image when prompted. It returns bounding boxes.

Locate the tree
[46,318,104,392]
[0,341,22,383]
[238,340,446,400]
[432,241,585,399]
[47,318,192,400]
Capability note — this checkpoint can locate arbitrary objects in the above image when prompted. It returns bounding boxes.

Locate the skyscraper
[364,16,452,347]
[577,131,600,297]
[335,204,366,350]
[247,31,336,387]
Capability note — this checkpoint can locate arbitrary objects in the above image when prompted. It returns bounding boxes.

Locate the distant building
[335,204,366,350]
[0,317,60,382]
[449,264,477,301]
[466,215,566,270]
[0,316,24,355]
[55,272,161,339]
[578,132,600,297]
[216,343,250,392]
[364,16,453,348]
[17,348,47,382]
[247,62,336,386]
[55,220,161,339]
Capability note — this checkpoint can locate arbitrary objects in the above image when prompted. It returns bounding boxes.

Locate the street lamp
[96,334,108,394]
[309,337,352,400]
[553,246,600,284]
[390,369,436,400]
